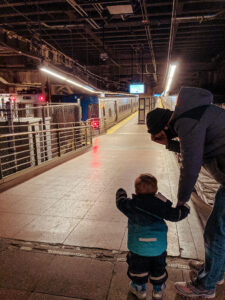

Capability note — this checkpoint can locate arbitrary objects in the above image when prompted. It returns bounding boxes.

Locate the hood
[173,87,213,119]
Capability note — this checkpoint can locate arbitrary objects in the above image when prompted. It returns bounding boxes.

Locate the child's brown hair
[135,173,158,195]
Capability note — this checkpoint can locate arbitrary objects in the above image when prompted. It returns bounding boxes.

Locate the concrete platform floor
[0,113,224,299]
[0,242,224,300]
[0,114,204,260]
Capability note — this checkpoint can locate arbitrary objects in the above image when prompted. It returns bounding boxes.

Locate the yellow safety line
[107,111,138,134]
[159,98,163,108]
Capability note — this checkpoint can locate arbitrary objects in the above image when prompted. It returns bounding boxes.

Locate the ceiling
[0,0,225,95]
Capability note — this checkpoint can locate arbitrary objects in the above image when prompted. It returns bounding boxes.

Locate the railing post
[85,125,88,146]
[32,126,38,166]
[73,123,76,151]
[89,123,92,145]
[0,157,3,180]
[42,106,48,161]
[56,125,61,157]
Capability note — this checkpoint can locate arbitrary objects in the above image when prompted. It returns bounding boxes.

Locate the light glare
[40,67,98,93]
[165,64,177,93]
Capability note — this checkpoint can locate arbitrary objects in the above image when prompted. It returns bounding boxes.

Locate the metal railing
[0,103,80,124]
[0,123,92,180]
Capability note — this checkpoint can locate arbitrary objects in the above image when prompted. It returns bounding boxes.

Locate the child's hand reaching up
[116,188,127,198]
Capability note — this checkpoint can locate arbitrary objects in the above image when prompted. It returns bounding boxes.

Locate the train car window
[88,103,99,119]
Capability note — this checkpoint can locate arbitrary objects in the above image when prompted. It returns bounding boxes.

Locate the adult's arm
[176,119,206,203]
[166,140,180,153]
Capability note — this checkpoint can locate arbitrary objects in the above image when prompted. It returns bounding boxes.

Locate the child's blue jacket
[116,189,190,257]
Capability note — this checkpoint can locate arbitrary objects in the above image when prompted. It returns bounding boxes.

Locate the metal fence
[0,122,91,180]
[0,103,81,124]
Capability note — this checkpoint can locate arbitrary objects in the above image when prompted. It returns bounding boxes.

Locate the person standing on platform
[146,87,225,298]
[116,173,190,299]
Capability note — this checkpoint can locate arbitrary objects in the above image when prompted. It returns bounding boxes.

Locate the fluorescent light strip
[165,64,176,93]
[40,67,98,93]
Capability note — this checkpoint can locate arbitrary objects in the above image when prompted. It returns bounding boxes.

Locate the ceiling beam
[3,18,225,28]
[1,8,222,20]
[0,0,65,8]
[0,26,106,87]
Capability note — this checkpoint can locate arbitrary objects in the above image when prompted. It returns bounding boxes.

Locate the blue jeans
[197,185,225,290]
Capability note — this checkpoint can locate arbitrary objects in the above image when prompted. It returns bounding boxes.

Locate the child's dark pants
[126,251,168,286]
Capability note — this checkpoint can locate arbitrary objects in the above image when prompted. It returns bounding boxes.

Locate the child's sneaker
[152,283,166,299]
[129,281,146,299]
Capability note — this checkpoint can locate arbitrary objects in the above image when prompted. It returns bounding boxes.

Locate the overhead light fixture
[40,67,99,93]
[107,5,133,15]
[165,64,177,94]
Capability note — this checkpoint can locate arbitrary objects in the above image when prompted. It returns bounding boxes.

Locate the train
[0,92,139,130]
[61,93,139,129]
[153,94,177,111]
[159,94,225,111]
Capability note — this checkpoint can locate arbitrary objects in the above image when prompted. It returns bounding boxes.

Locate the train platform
[1,113,224,299]
[0,113,204,260]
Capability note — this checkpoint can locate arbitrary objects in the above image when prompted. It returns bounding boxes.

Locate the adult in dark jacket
[146,87,225,298]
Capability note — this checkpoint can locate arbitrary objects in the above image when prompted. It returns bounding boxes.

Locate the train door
[131,98,133,112]
[114,101,118,122]
[87,103,99,119]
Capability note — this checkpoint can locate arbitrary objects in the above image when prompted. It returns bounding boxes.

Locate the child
[116,173,190,299]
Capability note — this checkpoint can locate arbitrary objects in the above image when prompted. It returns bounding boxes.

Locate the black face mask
[164,125,177,140]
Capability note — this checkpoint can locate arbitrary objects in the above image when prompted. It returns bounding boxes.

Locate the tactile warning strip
[0,238,192,269]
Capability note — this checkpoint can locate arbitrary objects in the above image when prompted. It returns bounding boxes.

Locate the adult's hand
[151,130,168,146]
[176,200,186,207]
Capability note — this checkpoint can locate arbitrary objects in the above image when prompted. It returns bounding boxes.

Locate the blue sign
[129,83,145,94]
[153,94,161,97]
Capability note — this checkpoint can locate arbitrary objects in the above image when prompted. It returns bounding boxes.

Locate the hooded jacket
[116,188,190,256]
[168,87,225,203]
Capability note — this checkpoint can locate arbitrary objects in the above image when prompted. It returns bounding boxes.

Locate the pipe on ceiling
[66,0,100,30]
[174,10,225,23]
[140,0,157,82]
[41,22,84,30]
[0,76,41,87]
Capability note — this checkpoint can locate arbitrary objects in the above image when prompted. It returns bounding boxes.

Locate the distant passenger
[146,87,225,298]
[116,173,190,299]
